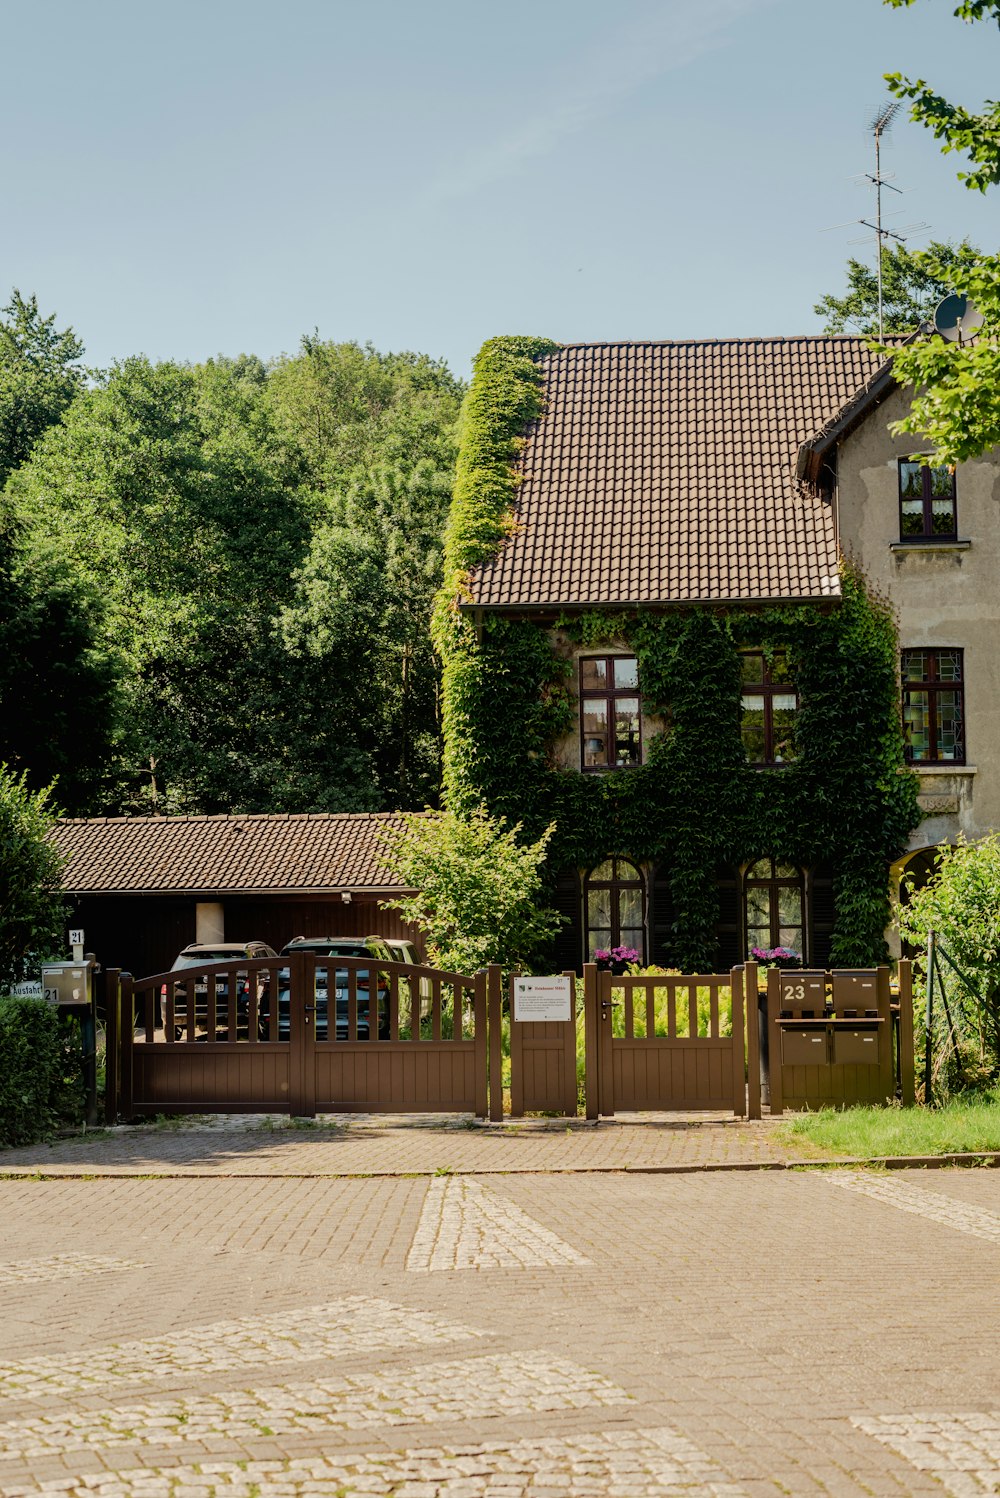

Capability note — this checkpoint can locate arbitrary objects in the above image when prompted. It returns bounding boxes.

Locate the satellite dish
[933,293,984,343]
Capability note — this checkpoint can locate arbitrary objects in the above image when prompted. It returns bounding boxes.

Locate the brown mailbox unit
[767,966,895,1113]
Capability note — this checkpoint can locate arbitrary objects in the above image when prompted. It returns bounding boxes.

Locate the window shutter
[809,864,836,968]
[715,864,742,969]
[551,868,583,974]
[650,864,675,967]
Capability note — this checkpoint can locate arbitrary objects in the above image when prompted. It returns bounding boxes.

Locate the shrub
[0,995,83,1146]
[0,765,66,991]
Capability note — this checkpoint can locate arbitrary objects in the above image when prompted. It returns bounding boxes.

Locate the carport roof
[51,813,414,896]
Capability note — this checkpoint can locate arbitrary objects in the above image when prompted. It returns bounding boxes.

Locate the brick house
[442,334,993,972]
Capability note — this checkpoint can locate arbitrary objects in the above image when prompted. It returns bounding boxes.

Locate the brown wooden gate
[114,956,487,1119]
[585,965,746,1117]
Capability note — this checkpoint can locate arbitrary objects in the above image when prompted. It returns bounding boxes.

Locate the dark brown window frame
[739,650,798,767]
[584,857,647,964]
[743,859,805,959]
[897,457,958,543]
[579,654,642,772]
[902,647,966,765]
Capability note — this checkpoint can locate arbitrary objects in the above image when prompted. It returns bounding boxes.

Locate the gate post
[766,966,782,1115]
[730,967,746,1117]
[288,952,314,1119]
[744,961,761,1119]
[898,959,915,1106]
[118,974,134,1120]
[101,968,121,1126]
[583,963,599,1120]
[487,964,503,1122]
[473,969,488,1119]
[877,964,894,1104]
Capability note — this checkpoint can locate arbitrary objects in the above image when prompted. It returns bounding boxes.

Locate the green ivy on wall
[435,337,921,971]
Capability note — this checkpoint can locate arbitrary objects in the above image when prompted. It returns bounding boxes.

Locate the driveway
[0,1125,997,1495]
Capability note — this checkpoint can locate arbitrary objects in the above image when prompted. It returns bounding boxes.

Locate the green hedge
[0,996,83,1147]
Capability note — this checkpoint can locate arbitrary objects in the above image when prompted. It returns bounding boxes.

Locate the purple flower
[594,949,611,963]
[610,946,639,962]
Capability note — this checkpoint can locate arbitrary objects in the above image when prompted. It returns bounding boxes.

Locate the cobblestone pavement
[0,1160,998,1495]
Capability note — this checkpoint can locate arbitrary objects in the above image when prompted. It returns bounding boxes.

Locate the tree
[379,807,562,977]
[0,291,86,489]
[815,240,981,335]
[879,1,1000,463]
[0,766,66,992]
[898,835,1000,1088]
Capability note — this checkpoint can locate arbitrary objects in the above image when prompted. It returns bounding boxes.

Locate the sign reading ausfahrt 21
[512,976,573,1023]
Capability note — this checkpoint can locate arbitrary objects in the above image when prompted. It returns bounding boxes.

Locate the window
[898,459,957,542]
[580,655,641,770]
[740,651,797,765]
[744,859,804,959]
[902,649,965,764]
[585,858,646,962]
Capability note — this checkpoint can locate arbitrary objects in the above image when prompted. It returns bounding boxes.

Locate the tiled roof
[51,813,413,895]
[467,337,889,608]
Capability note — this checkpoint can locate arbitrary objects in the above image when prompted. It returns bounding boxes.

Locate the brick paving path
[0,1129,999,1495]
[0,1115,799,1177]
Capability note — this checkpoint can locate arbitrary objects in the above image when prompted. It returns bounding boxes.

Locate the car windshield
[174,951,248,967]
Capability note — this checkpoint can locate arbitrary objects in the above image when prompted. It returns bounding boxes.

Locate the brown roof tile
[51,813,413,896]
[467,337,887,608]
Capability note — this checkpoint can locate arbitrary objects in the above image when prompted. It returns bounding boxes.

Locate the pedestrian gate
[109,956,487,1119]
[585,966,747,1117]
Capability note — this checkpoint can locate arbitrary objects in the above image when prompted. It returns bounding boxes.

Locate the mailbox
[831,969,878,1016]
[778,971,826,1016]
[41,960,96,1008]
[833,1029,881,1066]
[781,1028,829,1066]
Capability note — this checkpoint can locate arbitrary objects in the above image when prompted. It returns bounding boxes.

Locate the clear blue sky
[3,0,998,380]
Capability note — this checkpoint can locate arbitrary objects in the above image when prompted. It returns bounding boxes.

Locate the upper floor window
[740,651,797,766]
[902,648,965,764]
[899,459,957,542]
[585,857,646,963]
[580,655,641,771]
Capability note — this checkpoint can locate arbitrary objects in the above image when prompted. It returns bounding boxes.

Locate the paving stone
[0,1352,631,1458]
[853,1412,1000,1496]
[0,1427,746,1497]
[829,1171,1000,1243]
[0,1257,147,1287]
[0,1299,481,1401]
[407,1180,589,1272]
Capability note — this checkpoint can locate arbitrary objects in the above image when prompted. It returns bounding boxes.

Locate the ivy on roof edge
[433,335,558,806]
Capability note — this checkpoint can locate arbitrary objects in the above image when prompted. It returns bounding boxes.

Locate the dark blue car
[258,936,394,1040]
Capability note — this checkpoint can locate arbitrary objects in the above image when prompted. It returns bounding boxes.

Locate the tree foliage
[879,1,1000,463]
[0,291,86,490]
[899,835,1000,1086]
[379,806,561,977]
[815,240,981,335]
[6,340,464,814]
[0,766,66,992]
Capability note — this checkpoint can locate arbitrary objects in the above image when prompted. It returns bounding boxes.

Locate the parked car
[385,937,421,966]
[260,936,396,1040]
[163,942,278,1037]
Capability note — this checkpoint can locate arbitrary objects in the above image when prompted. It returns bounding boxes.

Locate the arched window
[585,858,646,962]
[744,859,804,959]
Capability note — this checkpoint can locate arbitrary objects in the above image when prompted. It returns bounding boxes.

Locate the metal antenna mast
[868,101,902,340]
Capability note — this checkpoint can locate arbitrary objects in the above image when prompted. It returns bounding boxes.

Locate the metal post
[924,929,936,1106]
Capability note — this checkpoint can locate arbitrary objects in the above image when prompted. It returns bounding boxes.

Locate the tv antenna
[822,100,930,338]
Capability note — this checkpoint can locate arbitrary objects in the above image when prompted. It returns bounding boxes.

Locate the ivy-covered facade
[435,336,921,974]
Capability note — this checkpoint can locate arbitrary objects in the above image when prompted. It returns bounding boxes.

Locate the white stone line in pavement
[853,1411,1000,1497]
[829,1171,1000,1244]
[407,1176,590,1271]
[0,1351,632,1460]
[0,1255,148,1287]
[0,1426,746,1497]
[0,1297,482,1402]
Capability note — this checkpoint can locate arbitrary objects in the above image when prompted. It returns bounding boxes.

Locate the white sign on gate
[513,975,573,1023]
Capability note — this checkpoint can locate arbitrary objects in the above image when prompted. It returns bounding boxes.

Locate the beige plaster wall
[547,631,665,772]
[836,383,1000,851]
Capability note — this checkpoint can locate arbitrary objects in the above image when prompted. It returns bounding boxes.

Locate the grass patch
[777,1090,1000,1158]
